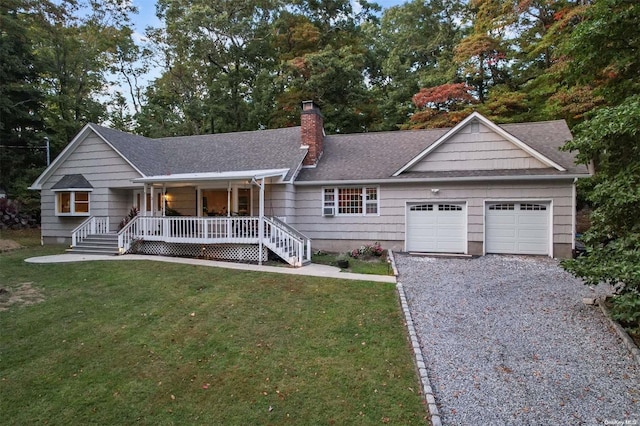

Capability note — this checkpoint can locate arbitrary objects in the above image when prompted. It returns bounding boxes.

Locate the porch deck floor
[25,254,396,283]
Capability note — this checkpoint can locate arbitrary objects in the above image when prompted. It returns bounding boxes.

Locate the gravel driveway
[395,254,639,426]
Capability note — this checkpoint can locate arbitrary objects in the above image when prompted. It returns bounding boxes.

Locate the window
[520,203,547,211]
[410,204,433,211]
[323,187,379,216]
[55,191,91,216]
[439,204,462,211]
[489,203,515,211]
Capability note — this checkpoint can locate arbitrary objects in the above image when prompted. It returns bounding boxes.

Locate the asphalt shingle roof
[51,174,93,189]
[91,125,307,181]
[296,120,587,182]
[89,118,586,185]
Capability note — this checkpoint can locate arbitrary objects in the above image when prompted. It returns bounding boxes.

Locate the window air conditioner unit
[323,207,335,216]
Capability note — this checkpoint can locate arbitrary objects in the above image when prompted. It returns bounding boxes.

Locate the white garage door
[485,202,550,255]
[406,203,466,253]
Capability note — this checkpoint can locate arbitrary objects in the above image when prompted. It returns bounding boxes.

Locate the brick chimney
[301,100,324,166]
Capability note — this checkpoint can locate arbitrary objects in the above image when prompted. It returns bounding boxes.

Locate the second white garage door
[485,202,550,255]
[406,203,466,253]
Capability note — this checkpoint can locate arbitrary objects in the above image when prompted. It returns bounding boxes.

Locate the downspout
[572,178,577,252]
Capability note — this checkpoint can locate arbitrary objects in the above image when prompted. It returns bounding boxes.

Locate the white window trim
[322,186,380,217]
[53,189,93,217]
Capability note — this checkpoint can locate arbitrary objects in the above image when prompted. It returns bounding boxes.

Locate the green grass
[0,231,426,425]
[312,251,394,276]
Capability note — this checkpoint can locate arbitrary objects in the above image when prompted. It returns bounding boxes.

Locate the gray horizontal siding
[292,180,575,249]
[411,122,547,172]
[266,184,296,222]
[40,132,143,240]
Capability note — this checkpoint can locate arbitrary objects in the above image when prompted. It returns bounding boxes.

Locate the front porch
[71,215,311,267]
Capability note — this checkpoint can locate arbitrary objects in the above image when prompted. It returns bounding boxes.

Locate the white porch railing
[71,216,110,246]
[115,215,310,266]
[118,216,261,252]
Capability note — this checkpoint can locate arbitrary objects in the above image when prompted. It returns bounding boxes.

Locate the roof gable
[393,112,566,176]
[29,124,145,190]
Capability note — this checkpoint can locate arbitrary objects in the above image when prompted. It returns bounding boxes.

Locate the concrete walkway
[25,254,396,283]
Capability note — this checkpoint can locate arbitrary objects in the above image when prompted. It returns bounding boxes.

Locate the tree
[561,97,640,331]
[0,0,46,206]
[32,0,140,153]
[369,0,464,130]
[144,0,281,134]
[453,0,512,103]
[559,0,640,332]
[562,0,640,105]
[408,83,476,128]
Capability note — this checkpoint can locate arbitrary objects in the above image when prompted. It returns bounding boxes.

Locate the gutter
[293,174,591,186]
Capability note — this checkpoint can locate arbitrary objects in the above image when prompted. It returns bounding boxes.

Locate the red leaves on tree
[412,83,477,111]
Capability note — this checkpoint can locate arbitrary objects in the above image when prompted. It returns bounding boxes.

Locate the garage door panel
[518,229,546,239]
[486,202,549,255]
[407,203,466,253]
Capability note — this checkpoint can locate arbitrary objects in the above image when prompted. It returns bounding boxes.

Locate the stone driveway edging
[389,251,440,426]
[597,298,640,367]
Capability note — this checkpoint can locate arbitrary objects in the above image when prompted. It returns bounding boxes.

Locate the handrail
[271,216,310,241]
[117,215,140,253]
[263,216,311,266]
[71,216,109,246]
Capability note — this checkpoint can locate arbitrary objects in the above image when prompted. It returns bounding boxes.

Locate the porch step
[68,234,119,255]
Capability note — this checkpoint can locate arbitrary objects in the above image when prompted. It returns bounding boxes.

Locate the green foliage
[563,0,640,103]
[0,0,46,199]
[562,96,640,329]
[610,293,640,334]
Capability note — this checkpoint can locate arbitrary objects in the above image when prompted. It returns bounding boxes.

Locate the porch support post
[143,183,149,236]
[162,184,166,217]
[142,184,148,216]
[258,178,265,266]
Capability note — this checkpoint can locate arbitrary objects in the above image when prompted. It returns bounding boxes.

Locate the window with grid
[323,187,379,216]
[55,191,91,216]
[410,204,433,211]
[439,204,462,211]
[489,203,515,211]
[520,203,546,211]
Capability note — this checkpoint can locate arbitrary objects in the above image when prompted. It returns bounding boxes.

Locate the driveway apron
[395,254,639,425]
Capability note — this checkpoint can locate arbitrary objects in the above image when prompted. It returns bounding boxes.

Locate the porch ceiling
[132,168,290,184]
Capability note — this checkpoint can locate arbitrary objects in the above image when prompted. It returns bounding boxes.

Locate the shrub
[118,207,139,230]
[349,242,383,259]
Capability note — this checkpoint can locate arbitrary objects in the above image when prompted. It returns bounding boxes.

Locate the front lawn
[0,238,426,425]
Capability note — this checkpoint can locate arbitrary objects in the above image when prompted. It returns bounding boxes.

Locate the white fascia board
[51,187,94,192]
[392,112,566,176]
[294,173,590,186]
[132,168,290,183]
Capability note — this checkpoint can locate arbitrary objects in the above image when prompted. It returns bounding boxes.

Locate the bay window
[55,191,91,216]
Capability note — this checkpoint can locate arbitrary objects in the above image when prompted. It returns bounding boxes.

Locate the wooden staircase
[262,217,311,267]
[67,233,119,255]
